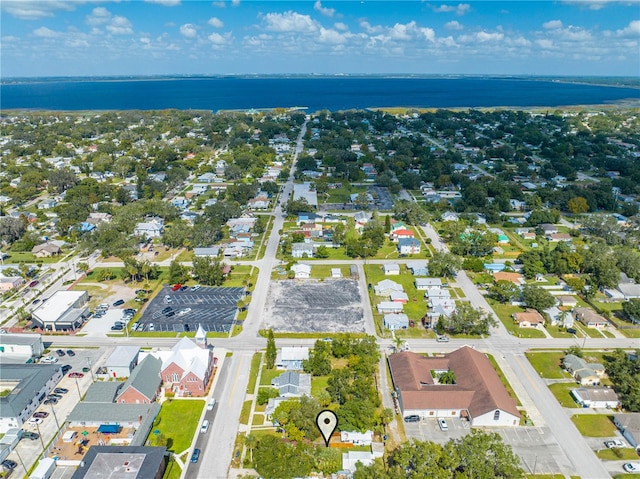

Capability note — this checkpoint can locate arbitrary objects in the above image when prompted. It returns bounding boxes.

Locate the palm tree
[244,433,258,464]
[439,370,456,385]
[392,334,404,353]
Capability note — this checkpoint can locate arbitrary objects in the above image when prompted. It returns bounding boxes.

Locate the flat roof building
[31,290,89,331]
[0,333,44,363]
[71,446,167,479]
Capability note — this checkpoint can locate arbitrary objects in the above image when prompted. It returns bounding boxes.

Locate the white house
[291,243,315,258]
[340,430,373,446]
[406,261,428,276]
[383,313,409,331]
[415,278,442,290]
[291,264,311,279]
[276,347,309,370]
[374,279,404,296]
[377,302,404,314]
[382,263,400,275]
[398,238,421,255]
[571,387,620,409]
[133,218,164,239]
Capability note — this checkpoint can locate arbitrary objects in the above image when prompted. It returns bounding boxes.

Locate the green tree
[428,251,463,278]
[256,388,279,406]
[522,284,556,312]
[192,256,226,286]
[168,260,190,284]
[244,433,258,465]
[438,370,456,385]
[488,280,520,304]
[567,196,589,214]
[439,303,497,336]
[622,299,640,325]
[265,329,277,369]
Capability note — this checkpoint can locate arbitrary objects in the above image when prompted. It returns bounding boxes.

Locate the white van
[207,399,216,411]
[200,419,209,434]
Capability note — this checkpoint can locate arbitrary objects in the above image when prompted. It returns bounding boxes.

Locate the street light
[50,405,60,430]
[75,377,82,399]
[87,358,95,383]
[13,448,28,478]
[35,421,45,451]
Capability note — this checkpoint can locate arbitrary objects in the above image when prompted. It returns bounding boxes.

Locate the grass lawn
[582,326,607,338]
[239,400,252,425]
[485,354,522,406]
[308,264,349,279]
[150,399,204,453]
[548,382,580,408]
[487,299,546,338]
[525,475,567,479]
[525,352,571,379]
[546,324,580,339]
[246,353,262,394]
[311,376,329,396]
[252,414,265,426]
[364,264,427,321]
[596,448,640,461]
[324,185,366,203]
[259,367,282,386]
[224,265,255,287]
[3,251,62,264]
[571,414,615,437]
[163,458,182,479]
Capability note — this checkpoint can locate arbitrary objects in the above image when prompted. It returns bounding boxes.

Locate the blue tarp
[97,424,120,434]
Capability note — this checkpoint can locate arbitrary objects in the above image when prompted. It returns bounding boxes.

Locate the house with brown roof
[492,272,524,286]
[32,242,61,258]
[388,347,520,427]
[573,307,609,329]
[513,309,545,328]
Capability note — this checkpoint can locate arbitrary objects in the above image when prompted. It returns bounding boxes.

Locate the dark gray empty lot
[137,286,244,333]
[262,279,365,332]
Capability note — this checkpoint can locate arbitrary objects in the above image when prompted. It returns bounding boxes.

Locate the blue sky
[1,1,639,77]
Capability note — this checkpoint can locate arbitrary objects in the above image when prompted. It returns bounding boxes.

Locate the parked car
[66,349,75,357]
[161,307,173,314]
[47,394,62,400]
[178,308,192,316]
[148,323,155,332]
[2,459,17,471]
[438,419,449,431]
[113,299,125,306]
[191,284,202,291]
[200,419,209,433]
[21,431,39,440]
[44,398,58,405]
[190,449,200,463]
[165,311,175,318]
[180,285,188,291]
[111,324,124,331]
[164,295,172,303]
[124,308,136,315]
[567,328,577,335]
[32,299,41,305]
[404,415,420,423]
[171,284,182,292]
[55,349,65,356]
[41,356,58,363]
[606,440,625,449]
[61,365,72,373]
[33,412,49,419]
[28,417,43,425]
[131,322,139,331]
[436,336,449,343]
[623,463,640,473]
[69,372,84,378]
[28,280,39,288]
[54,388,68,394]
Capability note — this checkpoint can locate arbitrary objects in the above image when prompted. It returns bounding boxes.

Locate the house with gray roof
[104,346,140,378]
[71,446,167,479]
[116,355,162,404]
[83,382,123,403]
[271,371,311,397]
[613,413,640,453]
[292,242,315,258]
[406,261,428,276]
[0,333,44,363]
[0,364,62,433]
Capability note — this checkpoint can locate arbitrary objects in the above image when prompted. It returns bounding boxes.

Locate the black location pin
[316,410,338,447]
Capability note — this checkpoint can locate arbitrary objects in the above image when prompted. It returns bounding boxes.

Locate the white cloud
[432,3,470,16]
[33,26,59,38]
[543,20,563,30]
[314,0,335,18]
[106,16,133,35]
[318,27,346,44]
[232,0,240,6]
[334,22,348,31]
[445,20,463,31]
[360,21,383,34]
[388,21,417,40]
[86,7,111,26]
[144,0,181,6]
[476,31,504,42]
[212,1,226,7]
[208,31,232,45]
[1,0,78,20]
[263,11,319,33]
[536,39,555,49]
[208,17,224,28]
[616,20,640,38]
[562,0,617,10]
[180,23,198,38]
[420,27,436,42]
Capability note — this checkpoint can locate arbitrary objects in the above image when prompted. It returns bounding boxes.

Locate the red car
[29,280,39,288]
[33,412,49,419]
[68,372,84,378]
[171,284,182,291]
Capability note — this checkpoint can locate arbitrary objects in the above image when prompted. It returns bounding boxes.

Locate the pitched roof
[388,348,520,419]
[117,355,162,401]
[513,309,545,325]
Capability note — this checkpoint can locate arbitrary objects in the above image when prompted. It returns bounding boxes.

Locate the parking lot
[136,285,245,333]
[262,279,365,332]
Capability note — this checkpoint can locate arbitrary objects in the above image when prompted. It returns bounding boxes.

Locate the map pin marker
[316,410,338,447]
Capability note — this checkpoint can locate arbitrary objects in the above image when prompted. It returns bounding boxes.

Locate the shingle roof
[389,347,520,419]
[0,364,60,418]
[117,355,161,402]
[84,382,123,403]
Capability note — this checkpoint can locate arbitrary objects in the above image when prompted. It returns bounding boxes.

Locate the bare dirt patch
[262,279,365,333]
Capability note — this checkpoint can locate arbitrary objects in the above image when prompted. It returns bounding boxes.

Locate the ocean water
[1,77,638,112]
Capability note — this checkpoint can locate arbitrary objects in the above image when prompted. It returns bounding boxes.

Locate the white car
[178,308,192,316]
[191,285,202,291]
[41,356,58,364]
[605,440,625,449]
[27,418,43,425]
[623,463,640,473]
